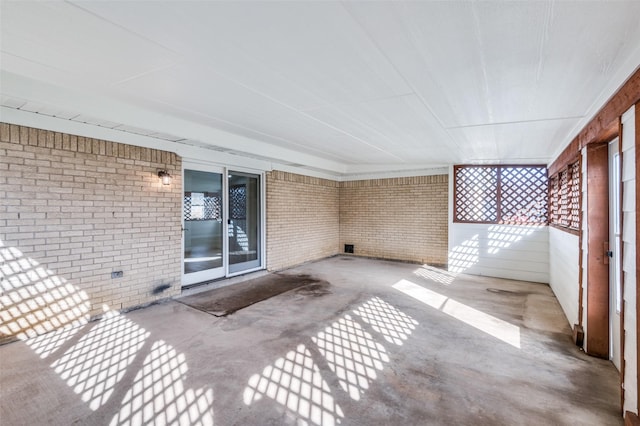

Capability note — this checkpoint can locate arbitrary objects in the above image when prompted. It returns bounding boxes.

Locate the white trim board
[2,105,450,181]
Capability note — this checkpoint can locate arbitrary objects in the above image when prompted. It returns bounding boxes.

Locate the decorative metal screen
[229,185,247,220]
[454,165,548,224]
[548,159,580,231]
[454,166,498,222]
[183,192,221,221]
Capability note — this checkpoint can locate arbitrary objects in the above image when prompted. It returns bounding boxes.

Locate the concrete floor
[0,256,622,425]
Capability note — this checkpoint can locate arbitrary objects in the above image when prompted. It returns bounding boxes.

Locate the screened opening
[454,165,548,225]
[548,158,581,232]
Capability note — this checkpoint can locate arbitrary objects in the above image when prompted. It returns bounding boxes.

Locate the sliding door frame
[181,160,266,286]
[182,160,228,285]
[226,166,266,278]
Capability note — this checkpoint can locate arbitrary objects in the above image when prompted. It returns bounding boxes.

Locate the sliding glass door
[228,171,261,274]
[183,168,225,285]
[183,166,262,286]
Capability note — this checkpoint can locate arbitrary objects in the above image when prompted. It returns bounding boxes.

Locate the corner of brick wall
[266,170,449,270]
[266,170,340,271]
[339,175,449,264]
[0,122,182,339]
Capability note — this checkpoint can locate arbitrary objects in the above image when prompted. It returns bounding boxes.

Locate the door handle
[604,241,610,264]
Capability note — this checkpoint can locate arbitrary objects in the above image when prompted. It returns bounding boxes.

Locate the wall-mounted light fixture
[158,170,172,185]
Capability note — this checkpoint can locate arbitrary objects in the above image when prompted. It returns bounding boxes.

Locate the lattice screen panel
[500,167,548,224]
[559,170,569,227]
[183,192,222,221]
[204,196,222,220]
[548,159,581,231]
[184,196,192,220]
[569,160,581,230]
[549,176,560,225]
[454,166,498,222]
[454,165,548,225]
[230,185,247,220]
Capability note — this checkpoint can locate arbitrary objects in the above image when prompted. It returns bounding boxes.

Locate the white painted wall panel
[624,211,637,250]
[624,241,636,284]
[624,180,636,212]
[623,111,635,150]
[621,105,636,414]
[449,223,549,283]
[623,150,636,182]
[549,227,580,326]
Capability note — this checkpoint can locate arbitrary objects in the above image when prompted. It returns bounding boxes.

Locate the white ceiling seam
[1,1,639,175]
[340,1,466,160]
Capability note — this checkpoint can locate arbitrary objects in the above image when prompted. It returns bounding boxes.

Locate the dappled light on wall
[447,224,545,274]
[243,344,344,426]
[352,297,418,345]
[51,307,149,410]
[393,279,520,348]
[486,225,539,255]
[1,240,215,423]
[110,340,214,426]
[448,235,479,274]
[0,240,90,353]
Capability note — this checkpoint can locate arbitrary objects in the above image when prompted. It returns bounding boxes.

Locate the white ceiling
[1,1,639,177]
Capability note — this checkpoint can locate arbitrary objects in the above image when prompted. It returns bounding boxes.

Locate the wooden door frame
[585,143,610,358]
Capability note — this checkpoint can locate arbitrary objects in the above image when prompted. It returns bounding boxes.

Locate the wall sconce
[158,170,172,185]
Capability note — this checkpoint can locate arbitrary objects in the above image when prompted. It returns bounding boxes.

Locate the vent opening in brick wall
[454,165,548,225]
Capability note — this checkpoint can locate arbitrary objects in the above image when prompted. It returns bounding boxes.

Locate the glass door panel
[608,139,621,370]
[183,169,224,285]
[228,171,261,273]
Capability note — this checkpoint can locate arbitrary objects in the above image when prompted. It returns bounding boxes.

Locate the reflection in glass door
[228,171,261,274]
[183,169,224,285]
